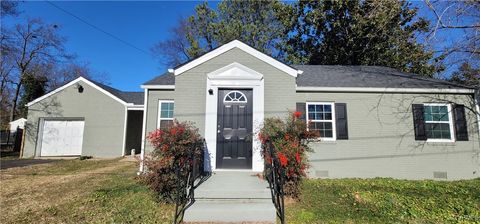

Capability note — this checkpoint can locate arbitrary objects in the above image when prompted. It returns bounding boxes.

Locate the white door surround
[204,62,264,172]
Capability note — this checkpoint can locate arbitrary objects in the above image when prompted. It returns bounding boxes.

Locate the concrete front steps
[183,171,276,223]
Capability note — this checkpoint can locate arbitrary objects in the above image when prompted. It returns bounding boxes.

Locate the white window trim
[157,100,174,128]
[306,102,336,141]
[423,103,455,143]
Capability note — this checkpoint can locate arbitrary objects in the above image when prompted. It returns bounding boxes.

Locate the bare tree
[424,0,479,77]
[3,18,70,121]
[151,18,192,67]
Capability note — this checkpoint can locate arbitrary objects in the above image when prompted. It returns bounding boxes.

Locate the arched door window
[223,90,247,103]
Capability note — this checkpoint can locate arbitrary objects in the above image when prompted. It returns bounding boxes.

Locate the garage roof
[27,77,144,107]
[92,81,144,105]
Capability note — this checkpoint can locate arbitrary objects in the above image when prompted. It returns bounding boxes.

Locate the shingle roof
[89,79,144,105]
[143,72,175,85]
[142,65,470,90]
[294,65,470,89]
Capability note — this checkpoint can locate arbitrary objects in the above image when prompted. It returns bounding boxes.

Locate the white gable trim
[171,40,302,77]
[208,62,263,81]
[26,77,130,107]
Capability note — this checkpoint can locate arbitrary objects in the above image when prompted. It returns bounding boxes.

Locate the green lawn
[0,158,173,224]
[286,178,480,224]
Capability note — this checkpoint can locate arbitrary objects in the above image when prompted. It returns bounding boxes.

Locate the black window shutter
[412,104,427,140]
[453,104,468,141]
[335,103,349,140]
[296,102,306,121]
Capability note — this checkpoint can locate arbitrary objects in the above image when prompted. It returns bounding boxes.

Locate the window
[158,100,174,128]
[423,103,454,142]
[224,90,247,103]
[306,102,336,140]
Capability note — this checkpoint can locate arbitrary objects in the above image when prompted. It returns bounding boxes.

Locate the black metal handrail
[172,140,205,224]
[265,141,286,224]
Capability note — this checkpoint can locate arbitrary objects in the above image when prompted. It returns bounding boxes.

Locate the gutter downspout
[475,89,480,146]
[138,88,148,174]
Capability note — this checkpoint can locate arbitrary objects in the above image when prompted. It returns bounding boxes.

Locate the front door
[216,89,253,169]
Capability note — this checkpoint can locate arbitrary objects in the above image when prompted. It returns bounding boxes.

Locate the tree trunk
[9,82,21,122]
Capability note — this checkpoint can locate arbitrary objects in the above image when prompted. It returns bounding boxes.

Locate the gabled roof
[143,72,175,86]
[295,65,473,92]
[170,40,303,77]
[90,80,144,104]
[27,77,144,107]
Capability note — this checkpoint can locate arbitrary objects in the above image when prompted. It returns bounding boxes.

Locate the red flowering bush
[139,120,203,202]
[259,111,319,198]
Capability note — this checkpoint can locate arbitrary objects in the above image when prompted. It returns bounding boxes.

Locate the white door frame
[204,62,264,172]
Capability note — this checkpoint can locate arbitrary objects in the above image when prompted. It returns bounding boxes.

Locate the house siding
[144,89,175,152]
[23,80,126,158]
[295,92,480,180]
[143,46,479,180]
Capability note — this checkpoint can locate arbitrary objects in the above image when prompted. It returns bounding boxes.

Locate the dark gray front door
[216,89,253,169]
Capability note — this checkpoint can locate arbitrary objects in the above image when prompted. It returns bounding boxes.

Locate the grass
[286,178,480,224]
[2,159,479,223]
[0,158,173,224]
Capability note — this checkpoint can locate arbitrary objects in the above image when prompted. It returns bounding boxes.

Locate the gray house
[24,40,480,180]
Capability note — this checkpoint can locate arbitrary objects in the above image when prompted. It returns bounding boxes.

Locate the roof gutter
[140,85,175,90]
[296,86,475,94]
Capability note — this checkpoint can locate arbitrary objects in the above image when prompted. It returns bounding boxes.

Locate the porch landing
[184,171,276,223]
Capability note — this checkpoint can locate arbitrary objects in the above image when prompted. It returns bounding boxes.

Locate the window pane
[324,112,332,120]
[324,105,332,112]
[160,120,173,129]
[161,111,169,118]
[161,103,169,111]
[308,112,316,120]
[308,104,333,121]
[310,121,333,138]
[426,123,451,139]
[424,105,449,122]
[160,102,174,118]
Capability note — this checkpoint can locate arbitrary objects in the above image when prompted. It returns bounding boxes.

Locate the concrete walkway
[184,171,276,223]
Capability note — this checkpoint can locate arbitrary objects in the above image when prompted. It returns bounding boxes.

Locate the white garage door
[40,120,85,156]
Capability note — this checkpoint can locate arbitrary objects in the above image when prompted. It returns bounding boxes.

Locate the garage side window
[158,100,174,129]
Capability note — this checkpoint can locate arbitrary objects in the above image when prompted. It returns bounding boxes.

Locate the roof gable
[26,77,143,107]
[171,40,302,77]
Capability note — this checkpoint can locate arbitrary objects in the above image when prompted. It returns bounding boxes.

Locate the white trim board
[122,107,128,156]
[296,86,475,94]
[139,88,148,173]
[170,40,302,77]
[140,85,175,90]
[26,77,131,107]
